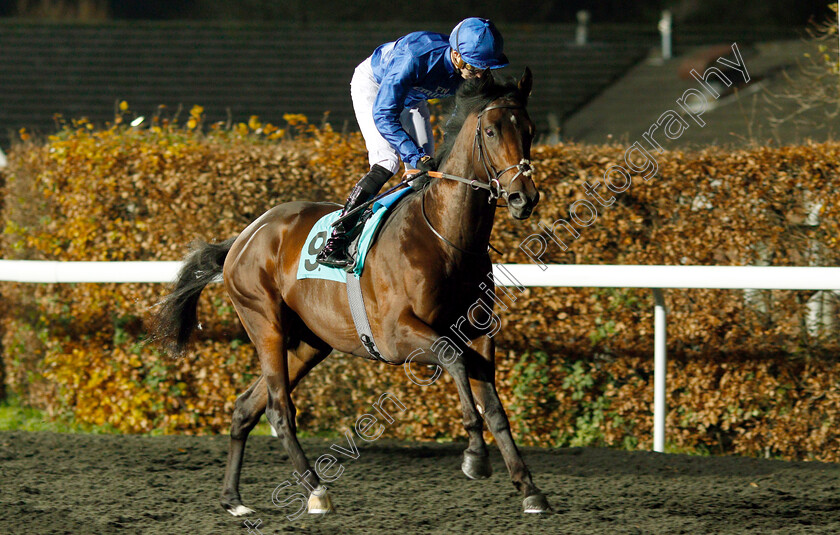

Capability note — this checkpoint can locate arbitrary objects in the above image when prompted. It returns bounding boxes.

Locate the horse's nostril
[509,192,526,208]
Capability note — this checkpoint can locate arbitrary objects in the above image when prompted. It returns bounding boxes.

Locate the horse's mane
[434,73,527,167]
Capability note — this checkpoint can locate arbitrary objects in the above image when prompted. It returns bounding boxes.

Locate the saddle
[296,187,413,283]
[294,186,415,361]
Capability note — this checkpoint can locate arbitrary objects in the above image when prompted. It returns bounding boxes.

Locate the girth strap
[345,273,386,361]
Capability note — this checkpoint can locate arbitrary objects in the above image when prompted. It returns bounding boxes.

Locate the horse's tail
[152,237,237,357]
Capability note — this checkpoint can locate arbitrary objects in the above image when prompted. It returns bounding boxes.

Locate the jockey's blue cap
[449,17,508,70]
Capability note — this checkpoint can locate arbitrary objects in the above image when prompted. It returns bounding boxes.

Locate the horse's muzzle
[507,190,539,220]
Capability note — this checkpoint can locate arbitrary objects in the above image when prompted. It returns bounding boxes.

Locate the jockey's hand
[416,155,437,173]
[409,156,436,191]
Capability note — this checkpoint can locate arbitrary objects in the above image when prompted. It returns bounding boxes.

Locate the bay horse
[153,67,551,517]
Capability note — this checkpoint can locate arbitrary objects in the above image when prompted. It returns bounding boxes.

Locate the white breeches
[350,57,434,174]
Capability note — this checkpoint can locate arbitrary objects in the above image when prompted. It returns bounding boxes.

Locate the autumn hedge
[2,107,840,461]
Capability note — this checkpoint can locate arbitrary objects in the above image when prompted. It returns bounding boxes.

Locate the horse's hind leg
[220,299,329,516]
[468,336,551,513]
[285,333,334,514]
[262,323,335,515]
[221,375,267,516]
[220,337,332,516]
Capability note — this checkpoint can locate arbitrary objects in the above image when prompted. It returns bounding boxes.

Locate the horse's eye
[485,127,495,137]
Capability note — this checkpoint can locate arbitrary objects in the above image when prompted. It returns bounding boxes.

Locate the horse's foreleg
[468,336,551,513]
[446,357,492,480]
[397,314,490,479]
[221,375,267,516]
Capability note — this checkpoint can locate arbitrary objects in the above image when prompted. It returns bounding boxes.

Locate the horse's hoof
[223,503,256,517]
[307,485,334,514]
[523,493,551,514]
[461,450,493,479]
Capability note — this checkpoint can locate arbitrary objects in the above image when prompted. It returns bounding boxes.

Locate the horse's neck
[425,151,496,255]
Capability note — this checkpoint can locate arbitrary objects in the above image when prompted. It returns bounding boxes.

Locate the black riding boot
[317,165,393,268]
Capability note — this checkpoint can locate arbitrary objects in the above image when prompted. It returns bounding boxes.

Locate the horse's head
[470,68,539,220]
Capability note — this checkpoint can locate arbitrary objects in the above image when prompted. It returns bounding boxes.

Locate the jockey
[316,17,509,268]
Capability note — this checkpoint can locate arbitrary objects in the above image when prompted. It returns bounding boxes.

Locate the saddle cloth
[296,187,412,282]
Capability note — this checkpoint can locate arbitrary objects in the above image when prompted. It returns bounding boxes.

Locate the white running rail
[4,260,840,453]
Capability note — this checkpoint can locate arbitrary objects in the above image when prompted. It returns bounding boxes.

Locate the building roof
[563,38,836,148]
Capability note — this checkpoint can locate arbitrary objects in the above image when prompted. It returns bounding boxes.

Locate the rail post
[653,288,667,453]
[658,10,673,60]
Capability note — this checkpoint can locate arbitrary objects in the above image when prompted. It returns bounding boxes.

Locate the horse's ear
[518,67,533,100]
[480,68,494,87]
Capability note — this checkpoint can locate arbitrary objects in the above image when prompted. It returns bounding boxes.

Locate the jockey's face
[451,50,484,80]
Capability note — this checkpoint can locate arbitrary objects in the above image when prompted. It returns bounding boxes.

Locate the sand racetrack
[2,430,840,534]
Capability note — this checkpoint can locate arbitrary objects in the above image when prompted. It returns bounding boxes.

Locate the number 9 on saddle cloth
[297,187,413,283]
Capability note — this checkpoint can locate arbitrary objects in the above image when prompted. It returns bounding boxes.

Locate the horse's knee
[464,413,483,433]
[483,404,510,433]
[265,402,295,434]
[265,404,282,426]
[230,408,259,440]
[230,410,248,439]
[230,394,264,439]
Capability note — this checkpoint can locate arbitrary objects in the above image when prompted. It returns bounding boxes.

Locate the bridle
[419,101,533,202]
[420,99,534,255]
[472,102,533,201]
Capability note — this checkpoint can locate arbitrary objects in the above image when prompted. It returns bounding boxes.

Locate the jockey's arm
[372,56,426,169]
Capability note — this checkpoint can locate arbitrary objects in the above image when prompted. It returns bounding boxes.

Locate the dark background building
[0,0,833,148]
[1,0,832,25]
